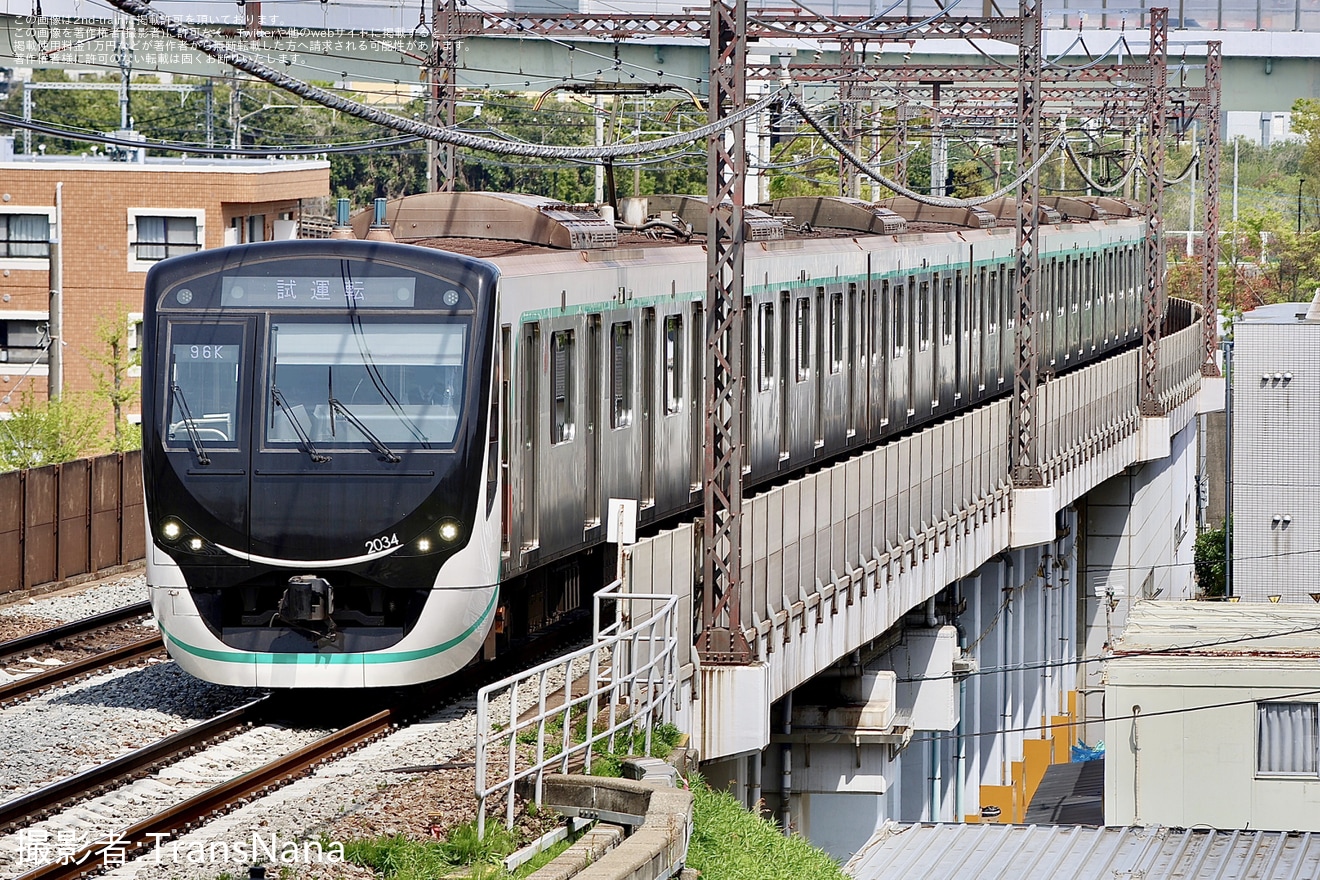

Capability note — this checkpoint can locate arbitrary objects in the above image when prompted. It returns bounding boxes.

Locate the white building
[1229,298,1320,602]
[1105,600,1320,830]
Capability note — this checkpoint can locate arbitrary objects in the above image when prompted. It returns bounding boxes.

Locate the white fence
[474,583,679,835]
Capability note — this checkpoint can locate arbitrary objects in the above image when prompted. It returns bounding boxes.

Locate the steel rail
[0,635,164,708]
[0,698,269,834]
[0,602,152,661]
[12,709,398,880]
[9,615,590,880]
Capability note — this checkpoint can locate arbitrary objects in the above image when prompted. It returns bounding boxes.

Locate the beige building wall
[1104,604,1320,830]
[0,158,329,415]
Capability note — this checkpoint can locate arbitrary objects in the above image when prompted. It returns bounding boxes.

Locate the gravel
[92,650,591,880]
[0,660,260,802]
[0,569,601,880]
[0,720,330,880]
[0,574,149,623]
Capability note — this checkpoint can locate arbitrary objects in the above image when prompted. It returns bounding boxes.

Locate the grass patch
[342,818,517,880]
[509,838,573,879]
[585,721,685,778]
[341,818,578,880]
[686,778,848,880]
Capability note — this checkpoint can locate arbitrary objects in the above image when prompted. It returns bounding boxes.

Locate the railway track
[0,604,163,709]
[0,699,269,835]
[6,615,590,880]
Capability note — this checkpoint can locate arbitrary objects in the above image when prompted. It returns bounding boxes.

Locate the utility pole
[229,74,241,153]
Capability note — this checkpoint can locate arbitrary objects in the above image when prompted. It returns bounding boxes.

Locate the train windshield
[165,323,244,449]
[266,321,468,449]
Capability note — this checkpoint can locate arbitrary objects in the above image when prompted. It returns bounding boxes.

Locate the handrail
[475,583,679,837]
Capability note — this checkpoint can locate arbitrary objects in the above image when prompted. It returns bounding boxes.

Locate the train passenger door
[815,287,825,448]
[953,270,965,403]
[690,303,703,494]
[541,320,586,554]
[520,322,540,552]
[585,314,601,528]
[641,308,656,506]
[847,283,859,439]
[778,290,791,464]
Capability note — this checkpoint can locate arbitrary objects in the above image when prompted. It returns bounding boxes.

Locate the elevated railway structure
[5,0,1230,852]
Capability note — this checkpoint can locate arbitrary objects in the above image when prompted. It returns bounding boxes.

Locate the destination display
[219,276,416,308]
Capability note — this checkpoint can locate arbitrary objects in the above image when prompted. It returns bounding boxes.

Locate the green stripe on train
[159,587,498,665]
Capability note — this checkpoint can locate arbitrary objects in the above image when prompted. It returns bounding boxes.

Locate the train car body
[142,193,1150,688]
[142,241,501,686]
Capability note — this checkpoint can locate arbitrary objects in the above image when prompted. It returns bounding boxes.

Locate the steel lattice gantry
[698,0,754,664]
[423,2,1198,658]
[1012,0,1045,486]
[1143,8,1170,415]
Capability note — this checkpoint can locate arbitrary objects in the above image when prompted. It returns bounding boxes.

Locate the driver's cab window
[164,322,244,449]
[265,321,468,449]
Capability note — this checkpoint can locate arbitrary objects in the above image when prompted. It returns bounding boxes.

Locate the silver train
[144,192,1152,687]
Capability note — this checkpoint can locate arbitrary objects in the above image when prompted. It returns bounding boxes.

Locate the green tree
[0,391,105,471]
[88,306,142,452]
[1193,523,1228,598]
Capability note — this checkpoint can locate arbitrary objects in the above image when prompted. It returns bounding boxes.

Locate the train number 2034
[365,534,400,553]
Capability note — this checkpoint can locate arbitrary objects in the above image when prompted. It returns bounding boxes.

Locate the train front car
[141,240,501,688]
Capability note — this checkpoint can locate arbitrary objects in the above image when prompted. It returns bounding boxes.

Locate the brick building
[0,149,330,419]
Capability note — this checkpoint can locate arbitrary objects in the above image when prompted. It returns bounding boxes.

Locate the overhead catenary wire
[102,0,782,161]
[785,92,1069,208]
[0,112,422,156]
[901,619,1320,685]
[906,685,1320,746]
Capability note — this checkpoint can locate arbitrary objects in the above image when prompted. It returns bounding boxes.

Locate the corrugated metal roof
[1113,600,1320,657]
[845,825,1320,880]
[1024,760,1104,825]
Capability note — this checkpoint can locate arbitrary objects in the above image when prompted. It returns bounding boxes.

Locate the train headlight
[438,519,461,543]
[188,537,204,551]
[416,537,432,552]
[161,519,183,542]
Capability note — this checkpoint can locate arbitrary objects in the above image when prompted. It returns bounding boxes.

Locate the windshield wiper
[169,382,211,467]
[328,398,401,463]
[272,387,331,463]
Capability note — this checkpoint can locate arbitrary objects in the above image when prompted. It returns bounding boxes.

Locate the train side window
[892,282,904,358]
[1055,260,1065,317]
[829,291,844,374]
[551,329,574,444]
[795,297,811,382]
[1083,257,1092,310]
[918,278,930,351]
[759,302,776,392]
[1006,267,1016,330]
[943,275,955,344]
[664,314,683,415]
[610,321,633,428]
[870,285,882,362]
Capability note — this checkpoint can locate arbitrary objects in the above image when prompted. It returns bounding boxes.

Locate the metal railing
[475,583,679,836]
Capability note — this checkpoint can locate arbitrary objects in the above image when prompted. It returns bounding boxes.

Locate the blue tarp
[1071,740,1105,762]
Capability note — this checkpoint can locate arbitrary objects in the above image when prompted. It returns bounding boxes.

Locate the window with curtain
[0,214,50,258]
[1258,702,1319,775]
[134,216,200,261]
[0,318,49,365]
